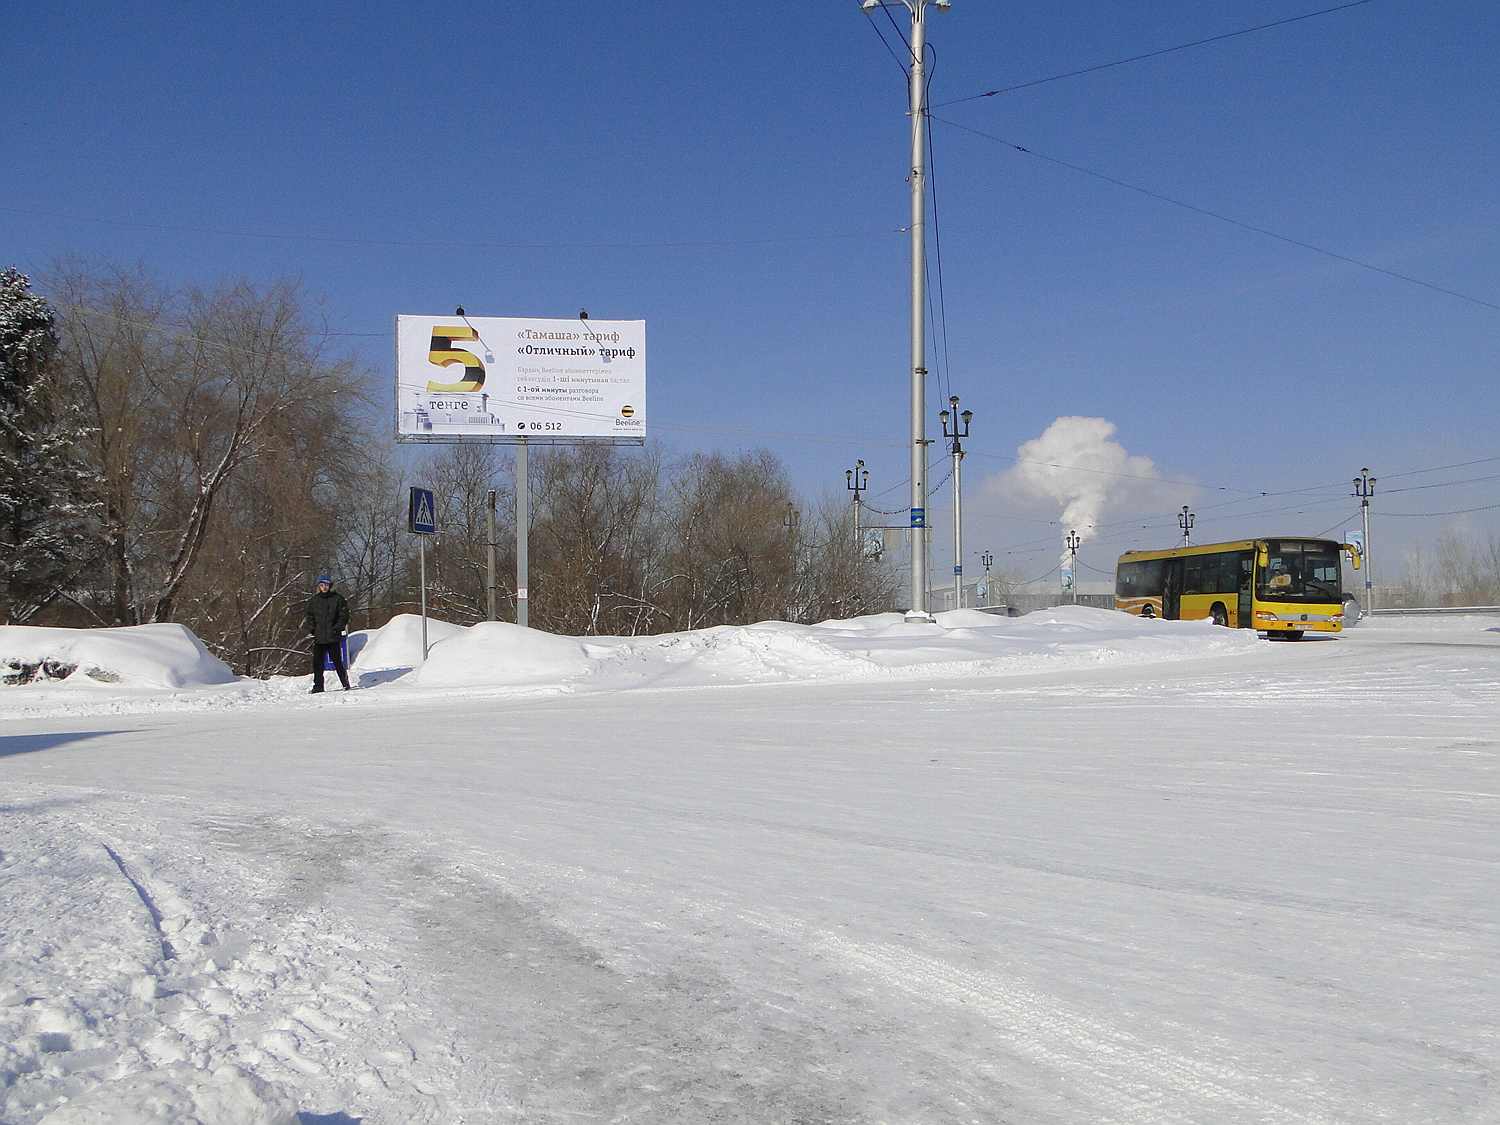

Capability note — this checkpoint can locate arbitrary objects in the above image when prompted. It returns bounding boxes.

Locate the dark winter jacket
[304,589,351,645]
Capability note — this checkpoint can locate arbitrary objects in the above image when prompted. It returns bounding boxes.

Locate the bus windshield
[1258,540,1342,603]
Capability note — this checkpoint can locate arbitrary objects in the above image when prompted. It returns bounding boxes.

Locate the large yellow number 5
[426,325,485,392]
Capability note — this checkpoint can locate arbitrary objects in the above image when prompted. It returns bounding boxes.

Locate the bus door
[1162,558,1183,620]
[1236,551,1253,627]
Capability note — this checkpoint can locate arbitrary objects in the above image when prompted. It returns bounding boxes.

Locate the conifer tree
[0,268,98,623]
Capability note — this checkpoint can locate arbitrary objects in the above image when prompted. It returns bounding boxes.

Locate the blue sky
[5,1,1497,586]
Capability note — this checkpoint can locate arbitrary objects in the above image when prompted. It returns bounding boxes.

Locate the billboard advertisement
[395,314,645,444]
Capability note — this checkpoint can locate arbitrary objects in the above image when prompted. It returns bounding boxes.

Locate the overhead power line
[1380,455,1500,481]
[856,0,911,77]
[932,0,1380,108]
[1381,471,1500,495]
[931,116,1500,316]
[0,204,897,255]
[1384,501,1500,518]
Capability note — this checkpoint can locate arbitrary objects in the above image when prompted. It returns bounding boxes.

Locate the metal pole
[486,489,497,622]
[1362,497,1372,611]
[907,1,930,620]
[516,438,529,628]
[418,535,428,661]
[952,445,963,609]
[1353,467,1376,613]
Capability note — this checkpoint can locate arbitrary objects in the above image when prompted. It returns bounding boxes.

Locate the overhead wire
[855,0,910,78]
[880,1,915,61]
[931,0,1380,108]
[0,204,897,255]
[930,115,1500,315]
[1383,501,1500,518]
[923,43,956,410]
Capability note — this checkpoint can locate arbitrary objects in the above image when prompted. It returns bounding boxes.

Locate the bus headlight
[1254,611,1277,622]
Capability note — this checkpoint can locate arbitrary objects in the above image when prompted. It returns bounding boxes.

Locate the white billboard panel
[395,314,645,444]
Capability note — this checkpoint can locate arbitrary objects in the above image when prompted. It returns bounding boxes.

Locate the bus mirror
[1256,547,1269,569]
[1343,543,1362,570]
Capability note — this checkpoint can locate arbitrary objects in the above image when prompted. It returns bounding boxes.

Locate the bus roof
[1117,537,1342,563]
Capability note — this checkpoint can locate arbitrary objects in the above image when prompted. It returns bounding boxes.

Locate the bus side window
[1183,555,1203,595]
[1217,552,1239,593]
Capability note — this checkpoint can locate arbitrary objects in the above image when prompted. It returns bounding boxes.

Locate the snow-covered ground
[2,610,1497,1122]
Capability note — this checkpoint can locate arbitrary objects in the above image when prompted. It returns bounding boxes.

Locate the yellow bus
[1116,537,1361,639]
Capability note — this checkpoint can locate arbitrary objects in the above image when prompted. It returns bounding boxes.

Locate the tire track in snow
[745,909,1351,1125]
[99,841,177,962]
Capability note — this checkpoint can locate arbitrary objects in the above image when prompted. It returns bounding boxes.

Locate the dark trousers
[312,641,350,692]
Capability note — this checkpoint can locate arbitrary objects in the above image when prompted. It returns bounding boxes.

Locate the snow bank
[531,605,1258,693]
[350,612,465,674]
[411,620,592,687]
[0,607,1263,716]
[0,624,236,689]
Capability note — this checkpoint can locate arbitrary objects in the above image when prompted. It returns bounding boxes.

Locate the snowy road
[3,622,1498,1122]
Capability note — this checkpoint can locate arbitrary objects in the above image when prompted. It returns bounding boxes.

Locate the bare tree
[49,267,364,628]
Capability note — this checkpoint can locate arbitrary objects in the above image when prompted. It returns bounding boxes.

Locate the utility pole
[1065,530,1081,604]
[845,459,868,545]
[1179,505,1195,547]
[1354,467,1376,612]
[981,549,993,607]
[486,489,497,621]
[864,0,951,620]
[515,439,529,628]
[939,395,972,610]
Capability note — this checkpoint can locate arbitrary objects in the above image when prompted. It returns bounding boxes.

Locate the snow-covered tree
[0,268,99,624]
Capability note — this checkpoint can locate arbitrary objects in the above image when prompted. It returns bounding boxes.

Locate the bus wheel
[1141,605,1155,619]
[1210,604,1229,627]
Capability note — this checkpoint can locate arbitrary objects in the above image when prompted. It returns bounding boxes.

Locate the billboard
[395,314,645,444]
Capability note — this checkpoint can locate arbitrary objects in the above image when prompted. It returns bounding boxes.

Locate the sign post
[516,437,528,628]
[409,487,437,660]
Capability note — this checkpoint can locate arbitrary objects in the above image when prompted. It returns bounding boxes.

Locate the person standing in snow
[303,574,352,693]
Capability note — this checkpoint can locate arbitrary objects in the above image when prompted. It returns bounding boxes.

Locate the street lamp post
[863,0,952,621]
[1065,529,1081,605]
[1178,505,1195,547]
[1354,467,1376,612]
[939,395,972,610]
[845,459,868,545]
[980,549,994,607]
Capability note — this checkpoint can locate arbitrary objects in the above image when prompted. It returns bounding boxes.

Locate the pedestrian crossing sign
[409,487,437,535]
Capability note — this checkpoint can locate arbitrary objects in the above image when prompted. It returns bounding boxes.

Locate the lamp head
[961,409,973,424]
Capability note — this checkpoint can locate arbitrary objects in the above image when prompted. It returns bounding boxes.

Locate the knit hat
[316,574,331,585]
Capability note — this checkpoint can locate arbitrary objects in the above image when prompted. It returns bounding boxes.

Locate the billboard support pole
[486,489,497,622]
[516,438,529,628]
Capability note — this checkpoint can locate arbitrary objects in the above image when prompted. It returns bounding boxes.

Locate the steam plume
[1000,417,1162,564]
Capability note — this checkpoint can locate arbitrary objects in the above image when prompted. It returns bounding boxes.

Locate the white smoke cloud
[996,416,1165,565]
